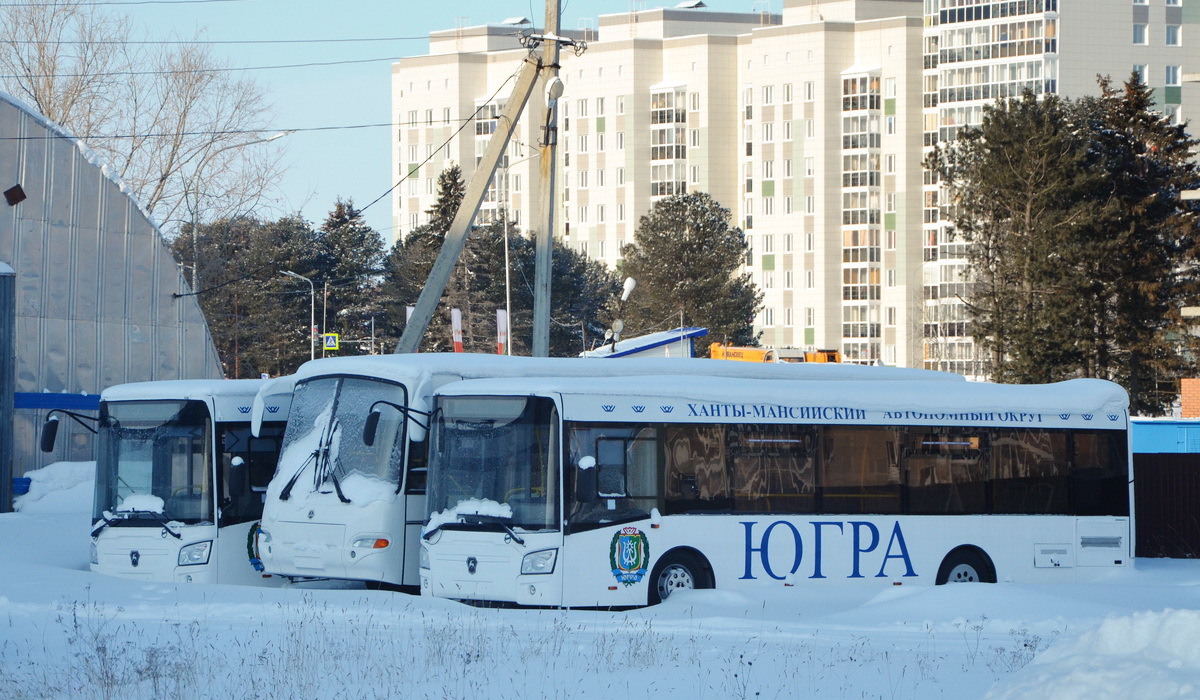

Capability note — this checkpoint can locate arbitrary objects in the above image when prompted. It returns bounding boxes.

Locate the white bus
[41,379,290,585]
[420,375,1132,607]
[254,354,961,590]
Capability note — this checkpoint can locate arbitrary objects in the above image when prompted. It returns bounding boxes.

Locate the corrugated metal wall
[0,93,223,476]
[1133,453,1200,559]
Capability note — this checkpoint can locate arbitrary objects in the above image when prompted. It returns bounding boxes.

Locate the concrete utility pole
[395,0,578,354]
[531,0,563,357]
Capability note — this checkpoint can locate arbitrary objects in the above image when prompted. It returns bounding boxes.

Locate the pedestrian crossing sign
[323,333,340,351]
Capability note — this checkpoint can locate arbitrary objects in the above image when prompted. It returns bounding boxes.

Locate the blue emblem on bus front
[609,527,650,586]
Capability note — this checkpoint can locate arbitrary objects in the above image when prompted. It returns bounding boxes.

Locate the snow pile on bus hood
[986,609,1200,699]
[425,499,513,534]
[13,462,94,514]
[115,494,166,514]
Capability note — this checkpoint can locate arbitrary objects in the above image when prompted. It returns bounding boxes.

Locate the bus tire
[648,550,713,605]
[935,547,996,585]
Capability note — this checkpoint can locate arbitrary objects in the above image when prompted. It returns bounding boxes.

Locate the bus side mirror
[363,410,381,447]
[40,416,59,453]
[228,457,246,499]
[576,456,598,503]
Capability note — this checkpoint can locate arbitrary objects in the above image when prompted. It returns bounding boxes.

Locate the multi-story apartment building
[922,0,1199,374]
[392,0,1197,369]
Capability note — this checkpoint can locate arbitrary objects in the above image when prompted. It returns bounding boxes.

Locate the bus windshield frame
[427,395,560,533]
[94,399,215,526]
[275,375,409,495]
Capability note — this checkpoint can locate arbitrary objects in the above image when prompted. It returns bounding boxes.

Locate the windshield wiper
[278,450,315,502]
[461,514,526,546]
[103,507,182,539]
[90,513,116,538]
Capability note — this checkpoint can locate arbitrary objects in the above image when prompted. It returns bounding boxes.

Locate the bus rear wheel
[935,547,996,585]
[648,550,712,605]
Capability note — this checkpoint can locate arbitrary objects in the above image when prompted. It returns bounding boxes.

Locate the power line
[0,0,251,6]
[3,34,430,45]
[0,53,408,79]
[360,63,527,215]
[0,121,394,140]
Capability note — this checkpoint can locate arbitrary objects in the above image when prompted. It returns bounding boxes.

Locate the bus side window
[664,424,731,514]
[1071,431,1129,516]
[821,426,901,515]
[404,439,427,495]
[991,428,1069,514]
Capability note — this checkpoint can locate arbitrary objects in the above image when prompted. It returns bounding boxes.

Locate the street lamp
[282,270,316,361]
[188,130,294,293]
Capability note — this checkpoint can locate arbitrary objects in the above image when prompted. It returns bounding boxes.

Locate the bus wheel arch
[648,547,714,605]
[935,545,996,585]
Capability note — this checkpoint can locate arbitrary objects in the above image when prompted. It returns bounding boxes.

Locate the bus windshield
[276,376,408,495]
[94,400,213,525]
[428,396,559,532]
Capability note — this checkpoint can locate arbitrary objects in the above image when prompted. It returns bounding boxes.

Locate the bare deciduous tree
[0,1,286,235]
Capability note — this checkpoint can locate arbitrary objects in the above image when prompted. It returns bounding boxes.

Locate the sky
[120,0,701,239]
[3,460,1200,698]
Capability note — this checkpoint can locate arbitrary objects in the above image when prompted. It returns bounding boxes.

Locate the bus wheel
[648,550,712,605]
[935,547,996,585]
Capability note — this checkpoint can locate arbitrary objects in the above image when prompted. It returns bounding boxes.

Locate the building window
[784,121,793,141]
[690,92,700,111]
[617,132,624,150]
[618,96,625,114]
[804,81,815,102]
[784,159,793,178]
[1167,25,1182,46]
[885,193,896,213]
[1167,0,1181,5]
[886,229,896,250]
[617,168,625,185]
[691,166,699,184]
[690,129,700,147]
[805,270,814,289]
[806,119,815,139]
[579,134,588,152]
[598,240,606,258]
[597,169,605,187]
[885,116,896,135]
[1133,64,1148,81]
[785,270,794,288]
[578,171,588,189]
[764,271,774,288]
[1166,65,1181,86]
[577,99,588,116]
[763,197,774,216]
[617,203,625,221]
[885,77,896,99]
[763,122,774,142]
[785,196,793,214]
[783,83,793,102]
[805,307,814,327]
[785,307,794,326]
[764,308,775,326]
[805,232,814,251]
[597,205,606,222]
[885,154,896,174]
[597,133,605,151]
[763,160,774,178]
[763,85,774,105]
[596,97,605,115]
[1134,24,1148,45]
[804,157,814,177]
[886,269,896,287]
[578,206,588,222]
[805,195,814,215]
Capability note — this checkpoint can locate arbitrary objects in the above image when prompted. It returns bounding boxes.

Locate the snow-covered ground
[2,463,1197,699]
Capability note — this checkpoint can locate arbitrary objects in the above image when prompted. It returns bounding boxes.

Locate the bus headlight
[90,541,98,565]
[521,548,557,575]
[419,546,430,570]
[350,537,390,549]
[178,541,212,566]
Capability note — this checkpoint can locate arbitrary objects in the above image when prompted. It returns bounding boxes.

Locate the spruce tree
[314,198,386,354]
[932,78,1200,412]
[619,192,762,356]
